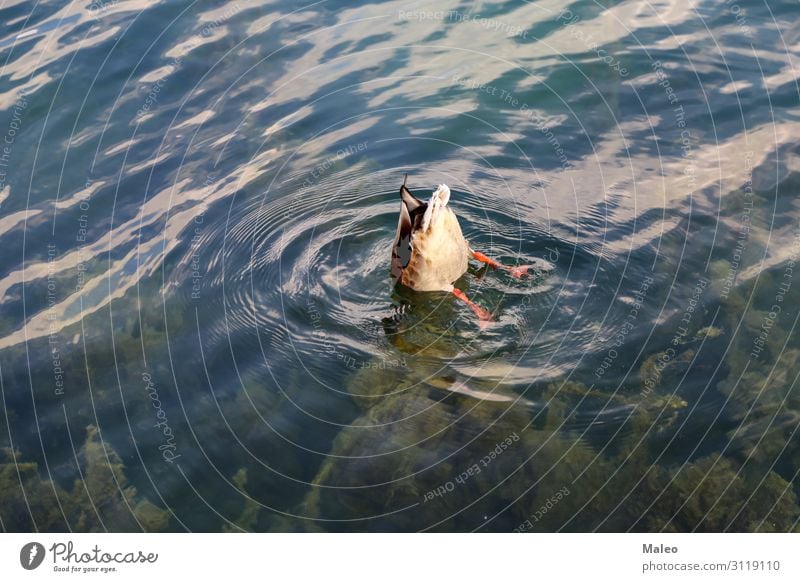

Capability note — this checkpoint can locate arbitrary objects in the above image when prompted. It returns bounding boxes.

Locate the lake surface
[1,0,799,532]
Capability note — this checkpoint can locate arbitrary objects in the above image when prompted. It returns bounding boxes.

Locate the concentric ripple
[164,159,653,424]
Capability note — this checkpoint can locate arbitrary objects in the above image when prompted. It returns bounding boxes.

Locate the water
[1,0,799,532]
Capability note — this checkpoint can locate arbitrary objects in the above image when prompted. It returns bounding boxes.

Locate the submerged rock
[627,454,800,532]
[222,468,261,532]
[0,426,169,532]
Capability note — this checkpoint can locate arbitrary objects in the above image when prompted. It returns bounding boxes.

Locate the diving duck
[391,175,531,321]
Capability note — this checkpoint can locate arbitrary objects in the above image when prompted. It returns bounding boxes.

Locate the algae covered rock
[222,468,261,532]
[297,368,625,531]
[0,426,169,532]
[640,348,695,395]
[627,454,799,532]
[694,326,724,340]
[297,374,535,531]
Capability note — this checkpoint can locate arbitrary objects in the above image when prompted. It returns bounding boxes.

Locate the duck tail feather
[400,177,425,212]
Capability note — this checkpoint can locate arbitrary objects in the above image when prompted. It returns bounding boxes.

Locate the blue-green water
[1,0,799,532]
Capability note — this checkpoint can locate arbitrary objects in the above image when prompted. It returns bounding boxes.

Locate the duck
[391,175,532,321]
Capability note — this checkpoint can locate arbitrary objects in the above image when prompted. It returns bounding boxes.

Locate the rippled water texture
[1,0,800,532]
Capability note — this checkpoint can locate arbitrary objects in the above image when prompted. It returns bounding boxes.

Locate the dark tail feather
[400,174,425,211]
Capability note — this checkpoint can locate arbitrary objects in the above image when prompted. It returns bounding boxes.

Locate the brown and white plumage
[391,177,469,292]
[390,176,532,323]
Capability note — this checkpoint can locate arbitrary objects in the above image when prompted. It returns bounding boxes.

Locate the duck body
[391,179,469,292]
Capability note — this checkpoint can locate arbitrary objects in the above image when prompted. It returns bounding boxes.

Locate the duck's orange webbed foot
[471,250,503,270]
[451,287,493,324]
[471,250,532,279]
[508,265,531,278]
